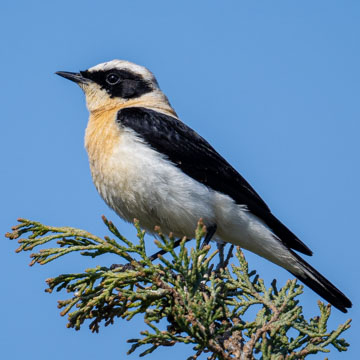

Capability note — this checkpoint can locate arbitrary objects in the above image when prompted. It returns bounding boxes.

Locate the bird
[56,59,351,313]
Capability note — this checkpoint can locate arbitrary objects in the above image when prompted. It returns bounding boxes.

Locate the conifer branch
[6,217,351,359]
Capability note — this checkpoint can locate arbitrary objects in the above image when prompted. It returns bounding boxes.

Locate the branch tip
[6,217,351,358]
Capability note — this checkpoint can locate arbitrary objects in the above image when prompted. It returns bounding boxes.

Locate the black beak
[55,71,88,84]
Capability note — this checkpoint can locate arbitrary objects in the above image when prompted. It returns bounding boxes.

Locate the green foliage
[6,217,351,359]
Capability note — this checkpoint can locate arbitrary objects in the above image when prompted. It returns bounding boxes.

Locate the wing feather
[117,107,312,256]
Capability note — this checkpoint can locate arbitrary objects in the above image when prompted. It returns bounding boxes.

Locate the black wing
[117,107,312,255]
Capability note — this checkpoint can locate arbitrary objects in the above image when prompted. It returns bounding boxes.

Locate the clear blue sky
[1,1,359,359]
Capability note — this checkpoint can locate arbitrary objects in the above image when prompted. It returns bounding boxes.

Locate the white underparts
[87,124,305,276]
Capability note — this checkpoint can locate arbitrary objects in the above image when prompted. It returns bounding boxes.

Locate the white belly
[90,128,217,237]
[87,126,297,273]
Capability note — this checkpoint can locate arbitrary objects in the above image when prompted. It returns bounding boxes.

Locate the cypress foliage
[6,217,351,359]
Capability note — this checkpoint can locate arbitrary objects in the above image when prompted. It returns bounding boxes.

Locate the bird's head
[56,60,168,113]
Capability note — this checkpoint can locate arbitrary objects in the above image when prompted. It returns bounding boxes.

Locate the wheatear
[56,60,351,312]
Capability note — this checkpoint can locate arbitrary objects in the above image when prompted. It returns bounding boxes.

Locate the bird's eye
[106,73,120,85]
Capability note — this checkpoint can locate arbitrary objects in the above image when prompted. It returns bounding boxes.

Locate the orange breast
[85,108,121,168]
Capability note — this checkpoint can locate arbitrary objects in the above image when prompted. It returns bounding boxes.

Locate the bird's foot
[110,263,136,271]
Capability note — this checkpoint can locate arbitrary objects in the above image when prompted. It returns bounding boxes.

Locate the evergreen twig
[6,217,351,359]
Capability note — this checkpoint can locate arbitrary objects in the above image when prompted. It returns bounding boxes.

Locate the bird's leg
[200,224,217,249]
[149,224,217,261]
[215,243,234,271]
[217,242,225,265]
[148,237,191,261]
[110,240,188,268]
[111,237,191,268]
[112,224,218,267]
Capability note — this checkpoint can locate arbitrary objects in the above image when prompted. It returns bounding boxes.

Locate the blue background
[1,1,359,359]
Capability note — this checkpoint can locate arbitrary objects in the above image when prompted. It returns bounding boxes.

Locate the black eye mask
[80,69,153,99]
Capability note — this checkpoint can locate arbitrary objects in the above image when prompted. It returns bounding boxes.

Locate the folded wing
[117,107,312,256]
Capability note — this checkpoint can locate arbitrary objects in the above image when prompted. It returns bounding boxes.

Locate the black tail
[289,251,352,313]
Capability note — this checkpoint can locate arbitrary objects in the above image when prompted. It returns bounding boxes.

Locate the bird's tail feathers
[289,251,352,313]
